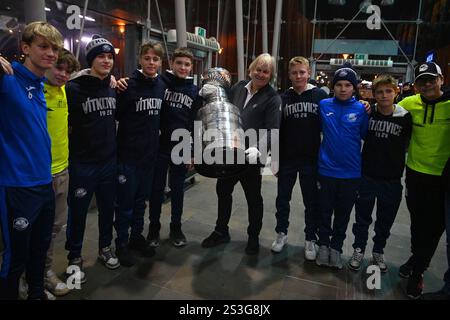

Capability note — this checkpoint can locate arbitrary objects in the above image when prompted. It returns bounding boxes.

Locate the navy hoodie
[362,104,412,180]
[280,85,328,164]
[159,71,201,154]
[116,70,166,168]
[66,70,116,163]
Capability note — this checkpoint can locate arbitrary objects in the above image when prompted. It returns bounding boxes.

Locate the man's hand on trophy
[245,147,261,164]
[198,84,217,98]
[116,77,129,92]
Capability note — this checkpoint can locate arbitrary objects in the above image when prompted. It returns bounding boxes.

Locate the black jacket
[116,70,167,168]
[66,70,116,163]
[230,80,281,158]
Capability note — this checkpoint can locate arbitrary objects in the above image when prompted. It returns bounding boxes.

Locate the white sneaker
[44,289,56,301]
[271,232,288,253]
[348,248,364,271]
[304,240,319,261]
[98,247,121,270]
[45,269,71,296]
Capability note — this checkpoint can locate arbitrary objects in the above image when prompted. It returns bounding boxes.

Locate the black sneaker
[201,230,230,248]
[169,223,187,247]
[129,234,155,258]
[66,257,87,284]
[147,223,161,248]
[421,289,450,300]
[399,256,415,278]
[116,245,136,267]
[245,237,260,255]
[406,273,424,299]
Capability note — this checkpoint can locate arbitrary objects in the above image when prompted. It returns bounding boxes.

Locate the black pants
[317,175,360,253]
[215,166,263,238]
[0,184,55,300]
[405,167,446,275]
[275,161,320,241]
[352,176,403,254]
[65,158,116,260]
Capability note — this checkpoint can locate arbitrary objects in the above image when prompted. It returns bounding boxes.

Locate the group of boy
[1,20,449,301]
[0,21,200,300]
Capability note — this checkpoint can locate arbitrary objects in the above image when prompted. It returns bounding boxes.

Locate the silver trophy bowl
[194,68,247,178]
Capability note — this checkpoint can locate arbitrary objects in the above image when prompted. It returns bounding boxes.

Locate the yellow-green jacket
[45,83,69,175]
[399,91,450,176]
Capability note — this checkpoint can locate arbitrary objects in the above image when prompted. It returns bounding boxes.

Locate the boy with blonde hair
[0,21,63,300]
[272,56,328,260]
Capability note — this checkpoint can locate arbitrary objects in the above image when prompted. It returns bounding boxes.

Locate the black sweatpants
[405,167,446,275]
[0,184,55,300]
[215,166,263,238]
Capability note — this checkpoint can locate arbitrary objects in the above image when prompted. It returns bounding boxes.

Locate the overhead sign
[195,26,206,38]
[355,53,369,60]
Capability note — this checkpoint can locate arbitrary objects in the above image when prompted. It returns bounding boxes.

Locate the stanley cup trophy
[194,68,248,178]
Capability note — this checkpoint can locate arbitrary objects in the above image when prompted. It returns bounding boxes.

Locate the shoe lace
[306,241,315,251]
[101,247,116,261]
[276,233,286,244]
[352,249,364,262]
[373,253,385,265]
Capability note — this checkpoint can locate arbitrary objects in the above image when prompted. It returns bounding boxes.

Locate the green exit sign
[355,53,368,60]
[195,26,206,37]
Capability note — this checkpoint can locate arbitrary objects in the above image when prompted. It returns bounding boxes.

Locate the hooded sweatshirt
[399,91,450,176]
[116,70,166,168]
[66,70,116,163]
[0,62,52,187]
[159,71,201,154]
[280,84,328,164]
[362,104,412,179]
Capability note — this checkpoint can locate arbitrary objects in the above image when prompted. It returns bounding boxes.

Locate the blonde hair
[140,42,164,59]
[372,74,398,93]
[22,21,63,49]
[248,53,276,81]
[289,56,310,70]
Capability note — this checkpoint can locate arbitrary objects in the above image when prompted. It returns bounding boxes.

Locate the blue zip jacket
[318,97,368,179]
[0,62,52,187]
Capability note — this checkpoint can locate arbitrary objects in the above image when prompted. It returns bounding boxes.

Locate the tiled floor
[3,174,448,300]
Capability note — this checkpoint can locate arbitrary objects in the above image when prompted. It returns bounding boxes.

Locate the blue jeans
[317,175,360,253]
[65,158,116,260]
[275,161,320,241]
[0,184,55,300]
[352,176,402,254]
[115,163,154,247]
[149,152,187,225]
